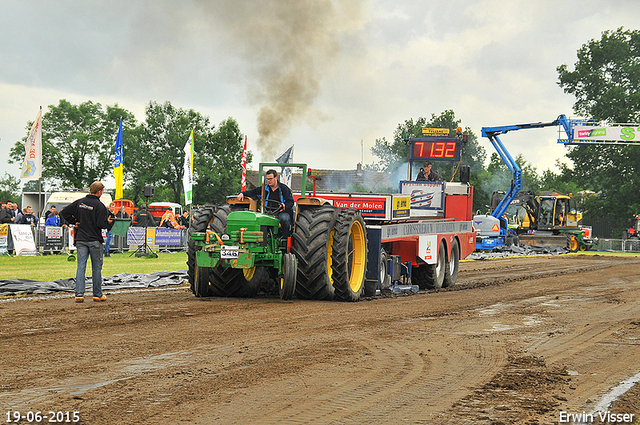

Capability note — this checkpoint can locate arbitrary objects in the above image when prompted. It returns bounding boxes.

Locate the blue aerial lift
[474,115,574,250]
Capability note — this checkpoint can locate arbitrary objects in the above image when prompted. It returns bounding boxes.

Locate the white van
[40,192,113,226]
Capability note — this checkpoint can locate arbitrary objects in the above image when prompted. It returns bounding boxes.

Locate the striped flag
[183,130,194,205]
[20,108,43,179]
[113,117,124,199]
[241,136,248,191]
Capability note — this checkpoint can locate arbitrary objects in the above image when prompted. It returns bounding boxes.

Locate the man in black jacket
[61,182,114,303]
[0,201,15,224]
[237,169,294,238]
[133,205,156,227]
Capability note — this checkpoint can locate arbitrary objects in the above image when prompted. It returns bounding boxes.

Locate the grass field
[0,251,188,282]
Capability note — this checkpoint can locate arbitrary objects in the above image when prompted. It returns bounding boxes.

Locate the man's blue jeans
[104,232,113,254]
[75,240,104,297]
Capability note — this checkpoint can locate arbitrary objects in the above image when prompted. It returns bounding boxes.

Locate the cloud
[1,0,639,187]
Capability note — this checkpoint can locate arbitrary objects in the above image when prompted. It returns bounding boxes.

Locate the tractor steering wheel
[264,198,284,216]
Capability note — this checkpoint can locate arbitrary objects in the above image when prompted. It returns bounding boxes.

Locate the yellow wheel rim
[327,229,334,283]
[243,267,256,281]
[348,220,366,292]
[569,236,578,251]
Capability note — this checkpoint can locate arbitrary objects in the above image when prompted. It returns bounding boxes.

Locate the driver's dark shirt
[242,182,294,216]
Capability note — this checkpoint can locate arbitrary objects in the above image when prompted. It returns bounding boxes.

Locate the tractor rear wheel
[332,209,368,302]
[291,204,338,300]
[279,253,297,300]
[187,205,215,296]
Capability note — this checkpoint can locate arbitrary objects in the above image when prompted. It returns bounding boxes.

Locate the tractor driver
[237,169,295,238]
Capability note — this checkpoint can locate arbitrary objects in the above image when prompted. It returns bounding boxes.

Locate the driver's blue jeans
[278,212,292,238]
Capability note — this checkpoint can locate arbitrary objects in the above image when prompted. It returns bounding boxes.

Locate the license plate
[220,246,239,259]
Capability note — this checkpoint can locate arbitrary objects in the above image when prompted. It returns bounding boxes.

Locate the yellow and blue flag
[114,117,124,200]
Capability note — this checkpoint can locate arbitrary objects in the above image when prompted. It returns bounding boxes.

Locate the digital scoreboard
[410,139,461,161]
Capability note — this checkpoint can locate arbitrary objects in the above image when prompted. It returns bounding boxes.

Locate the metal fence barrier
[3,224,188,255]
[596,238,640,253]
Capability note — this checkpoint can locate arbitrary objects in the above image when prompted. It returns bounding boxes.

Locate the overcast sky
[1,0,638,189]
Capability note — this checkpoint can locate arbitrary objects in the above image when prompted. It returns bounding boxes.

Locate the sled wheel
[443,238,459,288]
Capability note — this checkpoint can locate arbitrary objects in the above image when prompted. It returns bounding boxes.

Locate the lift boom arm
[482,115,573,219]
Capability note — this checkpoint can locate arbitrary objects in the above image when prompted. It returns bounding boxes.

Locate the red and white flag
[241,136,248,191]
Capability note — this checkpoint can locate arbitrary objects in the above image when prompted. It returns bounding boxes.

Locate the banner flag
[275,145,294,187]
[114,117,124,199]
[241,136,248,191]
[20,108,43,179]
[183,130,194,205]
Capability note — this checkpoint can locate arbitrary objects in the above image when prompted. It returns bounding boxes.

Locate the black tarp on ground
[0,270,188,295]
[468,244,569,260]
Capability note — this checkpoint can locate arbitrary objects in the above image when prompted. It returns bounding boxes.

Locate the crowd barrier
[0,223,189,256]
[596,238,640,253]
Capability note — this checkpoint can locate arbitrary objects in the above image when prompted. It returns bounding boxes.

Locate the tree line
[7,100,251,207]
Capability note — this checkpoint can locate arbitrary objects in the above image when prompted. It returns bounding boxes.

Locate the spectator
[179,210,190,228]
[18,206,38,226]
[45,209,61,226]
[10,202,22,224]
[60,181,114,303]
[0,202,14,224]
[133,205,156,227]
[159,208,184,230]
[44,205,57,220]
[115,206,130,219]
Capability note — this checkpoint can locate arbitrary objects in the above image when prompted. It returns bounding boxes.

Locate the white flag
[183,131,194,205]
[20,109,43,179]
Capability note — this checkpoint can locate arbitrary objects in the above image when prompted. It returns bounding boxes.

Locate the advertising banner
[9,224,37,256]
[400,181,444,214]
[0,224,8,255]
[127,227,146,245]
[126,227,181,246]
[572,125,640,143]
[155,228,182,246]
[330,196,387,218]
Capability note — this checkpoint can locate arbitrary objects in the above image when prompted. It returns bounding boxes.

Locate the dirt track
[1,254,640,424]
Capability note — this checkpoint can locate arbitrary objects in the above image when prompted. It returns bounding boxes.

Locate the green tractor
[187,163,369,301]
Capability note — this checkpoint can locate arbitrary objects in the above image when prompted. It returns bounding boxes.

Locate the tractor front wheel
[280,253,297,300]
[187,205,215,296]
